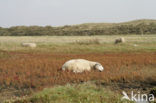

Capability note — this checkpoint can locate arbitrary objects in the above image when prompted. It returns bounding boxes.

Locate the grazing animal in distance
[21,43,37,48]
[62,59,104,73]
[115,37,125,44]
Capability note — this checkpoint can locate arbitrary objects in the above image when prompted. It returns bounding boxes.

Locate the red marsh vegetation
[0,51,155,89]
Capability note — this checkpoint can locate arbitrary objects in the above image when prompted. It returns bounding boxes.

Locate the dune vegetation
[0,19,156,36]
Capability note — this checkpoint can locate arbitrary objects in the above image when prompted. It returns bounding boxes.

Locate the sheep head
[94,63,104,72]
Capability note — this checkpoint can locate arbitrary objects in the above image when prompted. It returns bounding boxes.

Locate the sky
[0,0,156,27]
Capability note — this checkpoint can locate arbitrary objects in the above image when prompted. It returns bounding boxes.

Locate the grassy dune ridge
[1,19,156,36]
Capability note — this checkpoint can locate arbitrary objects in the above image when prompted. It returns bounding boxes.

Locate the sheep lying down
[62,59,104,73]
[21,43,37,48]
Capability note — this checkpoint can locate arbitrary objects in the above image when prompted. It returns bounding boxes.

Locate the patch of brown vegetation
[0,52,155,90]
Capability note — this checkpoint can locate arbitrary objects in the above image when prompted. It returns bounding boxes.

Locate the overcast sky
[0,0,156,27]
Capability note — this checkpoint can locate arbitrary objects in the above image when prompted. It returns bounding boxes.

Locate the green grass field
[5,82,133,103]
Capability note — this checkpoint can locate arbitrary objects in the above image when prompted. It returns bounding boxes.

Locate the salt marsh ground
[0,35,156,103]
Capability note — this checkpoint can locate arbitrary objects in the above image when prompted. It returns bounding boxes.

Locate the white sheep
[62,59,104,73]
[21,43,37,48]
[115,37,125,44]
